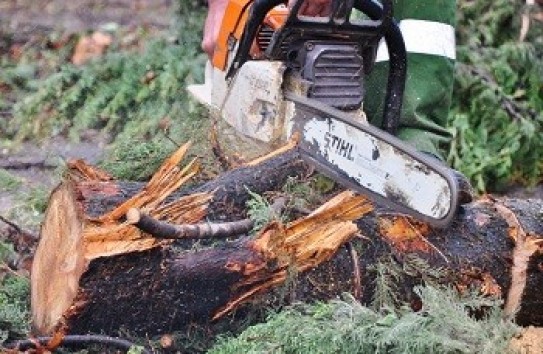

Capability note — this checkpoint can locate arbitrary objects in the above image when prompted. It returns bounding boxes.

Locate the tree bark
[31,144,543,337]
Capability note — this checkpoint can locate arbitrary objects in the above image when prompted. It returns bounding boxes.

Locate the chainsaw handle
[226,0,285,79]
[355,0,406,135]
[290,0,355,24]
[285,0,392,27]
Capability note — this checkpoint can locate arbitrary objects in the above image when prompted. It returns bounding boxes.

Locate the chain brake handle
[226,0,406,135]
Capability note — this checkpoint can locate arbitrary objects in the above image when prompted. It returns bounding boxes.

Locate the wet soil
[0,133,110,215]
[0,0,175,221]
[0,0,173,36]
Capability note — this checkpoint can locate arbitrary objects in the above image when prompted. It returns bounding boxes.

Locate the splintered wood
[31,182,85,336]
[83,142,209,259]
[31,141,313,336]
[495,202,543,319]
[31,142,211,334]
[214,191,372,319]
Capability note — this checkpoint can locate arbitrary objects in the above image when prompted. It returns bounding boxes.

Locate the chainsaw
[188,0,462,227]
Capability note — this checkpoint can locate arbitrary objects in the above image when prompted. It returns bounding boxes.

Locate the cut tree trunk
[31,143,543,337]
[31,142,316,335]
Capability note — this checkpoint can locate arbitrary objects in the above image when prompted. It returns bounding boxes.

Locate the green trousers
[364,0,456,158]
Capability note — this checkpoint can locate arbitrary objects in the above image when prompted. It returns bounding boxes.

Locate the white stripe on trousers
[375,19,456,62]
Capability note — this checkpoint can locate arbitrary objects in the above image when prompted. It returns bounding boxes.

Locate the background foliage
[449,0,543,192]
[210,286,518,354]
[2,1,211,181]
[0,241,30,343]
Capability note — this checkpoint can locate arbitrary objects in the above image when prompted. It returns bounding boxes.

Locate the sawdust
[509,326,543,354]
[72,31,113,65]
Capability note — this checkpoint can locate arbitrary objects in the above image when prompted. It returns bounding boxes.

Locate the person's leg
[365,0,473,202]
[364,0,456,159]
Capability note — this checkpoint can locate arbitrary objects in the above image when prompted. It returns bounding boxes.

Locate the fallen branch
[346,241,362,300]
[4,334,151,354]
[0,215,39,272]
[0,215,22,233]
[126,197,287,239]
[457,63,538,121]
[127,208,254,239]
[0,158,57,170]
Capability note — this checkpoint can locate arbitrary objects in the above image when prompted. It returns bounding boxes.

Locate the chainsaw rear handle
[283,0,392,28]
[226,0,406,135]
[357,0,405,135]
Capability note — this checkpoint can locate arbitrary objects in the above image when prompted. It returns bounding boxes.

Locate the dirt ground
[0,0,173,35]
[0,0,175,217]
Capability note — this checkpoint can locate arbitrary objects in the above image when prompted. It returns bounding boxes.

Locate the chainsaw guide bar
[287,93,460,228]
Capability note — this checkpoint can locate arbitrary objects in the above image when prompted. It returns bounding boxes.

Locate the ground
[0,0,172,34]
[0,0,174,220]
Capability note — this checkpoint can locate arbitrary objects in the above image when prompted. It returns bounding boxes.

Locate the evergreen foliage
[8,2,211,178]
[0,241,30,344]
[0,24,78,140]
[209,286,518,354]
[210,257,518,354]
[369,260,401,310]
[98,137,176,181]
[281,175,335,213]
[0,275,30,344]
[0,241,16,264]
[246,189,283,232]
[0,59,36,113]
[449,0,543,192]
[5,186,50,229]
[0,169,22,192]
[12,36,206,141]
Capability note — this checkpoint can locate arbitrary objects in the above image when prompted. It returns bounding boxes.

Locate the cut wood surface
[31,143,543,337]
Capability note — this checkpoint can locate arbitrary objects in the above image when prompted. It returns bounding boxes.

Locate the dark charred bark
[78,149,308,221]
[40,197,543,336]
[69,239,261,335]
[291,198,543,326]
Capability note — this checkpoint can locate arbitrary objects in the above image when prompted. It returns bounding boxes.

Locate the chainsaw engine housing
[293,41,365,110]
